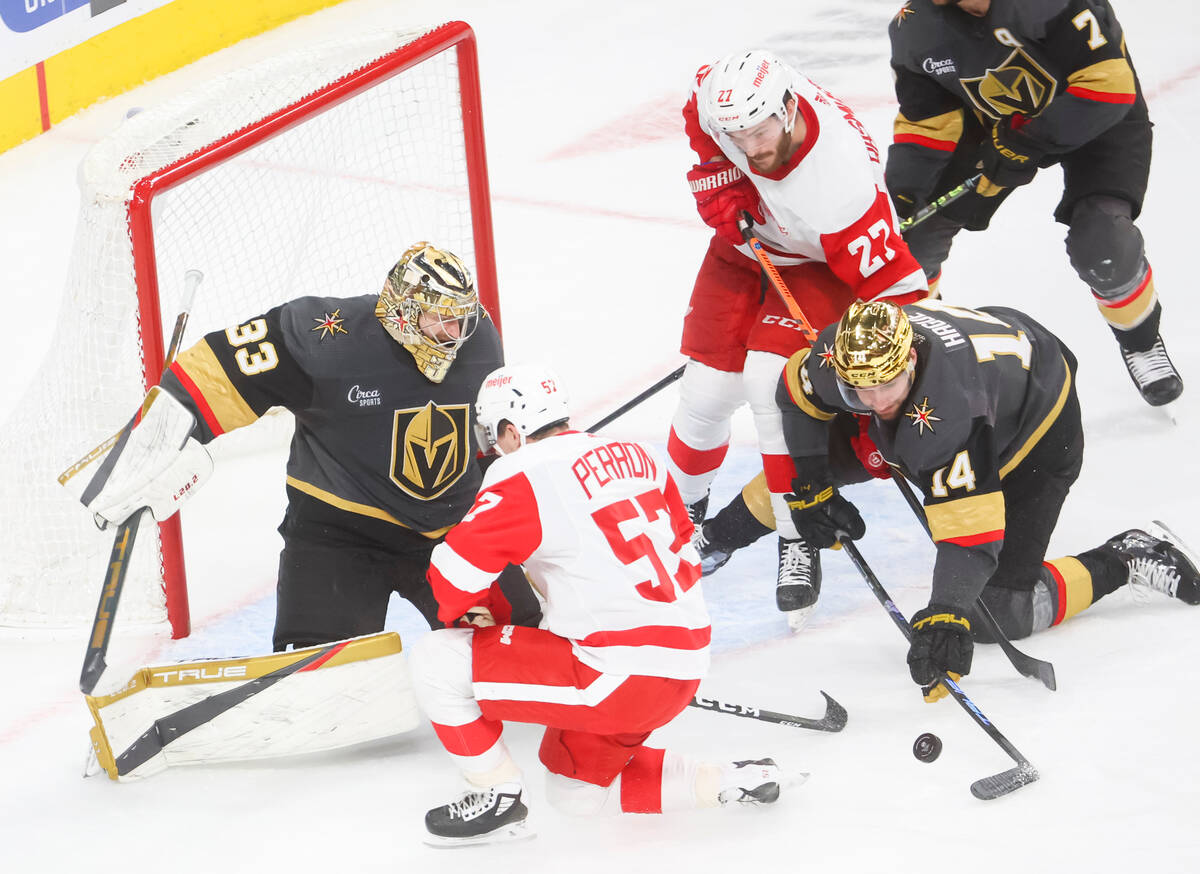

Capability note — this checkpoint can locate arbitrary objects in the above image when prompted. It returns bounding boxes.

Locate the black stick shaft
[898,174,982,233]
[839,537,1035,774]
[585,365,686,433]
[889,472,1056,690]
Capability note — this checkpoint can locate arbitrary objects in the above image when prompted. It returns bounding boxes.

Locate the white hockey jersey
[686,64,926,302]
[428,431,710,679]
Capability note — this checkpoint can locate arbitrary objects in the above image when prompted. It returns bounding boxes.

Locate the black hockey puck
[913,732,942,762]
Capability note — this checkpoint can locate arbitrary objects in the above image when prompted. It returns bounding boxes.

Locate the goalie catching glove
[63,387,213,527]
[687,160,765,247]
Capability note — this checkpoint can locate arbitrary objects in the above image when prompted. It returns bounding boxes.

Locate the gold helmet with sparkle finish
[376,242,480,383]
[832,300,914,388]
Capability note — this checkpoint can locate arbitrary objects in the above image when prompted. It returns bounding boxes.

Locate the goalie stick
[839,536,1038,800]
[79,269,203,695]
[688,691,847,733]
[889,472,1057,691]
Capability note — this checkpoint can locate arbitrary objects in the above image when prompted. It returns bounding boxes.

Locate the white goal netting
[0,23,493,632]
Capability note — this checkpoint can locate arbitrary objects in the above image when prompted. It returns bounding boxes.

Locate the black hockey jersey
[887,0,1142,204]
[778,300,1072,609]
[162,294,503,535]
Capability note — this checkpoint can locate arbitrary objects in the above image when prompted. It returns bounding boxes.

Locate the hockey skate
[1105,525,1200,605]
[1119,335,1183,407]
[423,781,532,847]
[777,537,821,631]
[717,758,790,806]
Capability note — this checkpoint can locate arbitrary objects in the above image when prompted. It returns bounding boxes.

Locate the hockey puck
[913,732,942,762]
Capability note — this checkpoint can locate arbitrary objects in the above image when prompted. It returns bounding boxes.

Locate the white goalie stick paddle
[688,691,847,732]
[79,269,203,695]
[839,536,1038,800]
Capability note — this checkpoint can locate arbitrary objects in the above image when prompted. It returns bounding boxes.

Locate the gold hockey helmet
[832,300,914,388]
[376,242,480,383]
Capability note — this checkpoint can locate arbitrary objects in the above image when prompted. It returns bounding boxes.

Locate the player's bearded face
[853,367,913,421]
[728,114,791,173]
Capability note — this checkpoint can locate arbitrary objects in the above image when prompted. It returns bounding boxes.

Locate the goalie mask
[705,49,799,134]
[376,242,480,383]
[833,300,915,397]
[474,364,570,454]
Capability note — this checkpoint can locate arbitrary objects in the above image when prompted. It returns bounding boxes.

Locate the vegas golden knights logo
[961,48,1057,121]
[390,402,470,500]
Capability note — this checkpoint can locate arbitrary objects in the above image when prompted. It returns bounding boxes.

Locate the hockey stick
[688,690,847,733]
[897,173,982,234]
[79,269,203,695]
[838,536,1038,799]
[738,214,818,343]
[888,472,1057,691]
[733,231,1046,687]
[584,364,686,433]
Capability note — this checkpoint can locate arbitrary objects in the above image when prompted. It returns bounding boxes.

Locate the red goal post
[0,22,498,638]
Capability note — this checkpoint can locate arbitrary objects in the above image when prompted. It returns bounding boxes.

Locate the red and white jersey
[428,431,710,680]
[686,65,926,302]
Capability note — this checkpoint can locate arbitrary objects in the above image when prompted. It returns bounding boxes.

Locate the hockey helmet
[376,242,480,383]
[833,300,915,389]
[704,50,799,134]
[474,364,570,453]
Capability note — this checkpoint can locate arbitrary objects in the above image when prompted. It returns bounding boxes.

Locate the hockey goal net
[0,22,498,637]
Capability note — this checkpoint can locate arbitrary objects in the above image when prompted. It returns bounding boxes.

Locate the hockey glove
[980,115,1044,191]
[687,160,765,247]
[785,476,865,549]
[907,604,973,703]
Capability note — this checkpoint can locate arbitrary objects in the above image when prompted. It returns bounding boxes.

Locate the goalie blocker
[85,632,419,781]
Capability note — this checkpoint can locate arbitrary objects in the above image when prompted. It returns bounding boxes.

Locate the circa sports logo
[923,57,957,76]
[347,385,382,407]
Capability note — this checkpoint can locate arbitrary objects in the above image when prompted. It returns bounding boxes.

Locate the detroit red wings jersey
[686,67,926,302]
[428,431,709,679]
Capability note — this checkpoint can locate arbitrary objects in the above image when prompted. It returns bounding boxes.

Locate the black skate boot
[424,782,530,847]
[777,536,821,631]
[1120,335,1183,406]
[1104,526,1200,605]
[718,758,783,806]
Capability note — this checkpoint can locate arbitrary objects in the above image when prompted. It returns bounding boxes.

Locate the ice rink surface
[1,1,1198,870]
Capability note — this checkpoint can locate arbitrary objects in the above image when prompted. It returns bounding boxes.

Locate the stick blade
[970,763,1039,800]
[816,690,849,732]
[79,651,107,695]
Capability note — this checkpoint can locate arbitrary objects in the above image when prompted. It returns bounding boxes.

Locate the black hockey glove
[785,476,865,549]
[907,604,974,703]
[980,115,1044,190]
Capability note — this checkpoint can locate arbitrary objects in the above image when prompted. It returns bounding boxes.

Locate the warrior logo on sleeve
[961,48,1057,121]
[390,402,471,500]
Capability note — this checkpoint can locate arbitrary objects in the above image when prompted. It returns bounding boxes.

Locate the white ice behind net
[0,26,479,628]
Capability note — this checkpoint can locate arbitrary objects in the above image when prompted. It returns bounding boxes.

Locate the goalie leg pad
[85,632,419,780]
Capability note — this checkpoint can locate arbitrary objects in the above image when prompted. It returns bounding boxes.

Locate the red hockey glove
[849,414,892,479]
[687,161,765,247]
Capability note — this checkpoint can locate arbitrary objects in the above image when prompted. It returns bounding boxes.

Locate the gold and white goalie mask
[376,242,480,383]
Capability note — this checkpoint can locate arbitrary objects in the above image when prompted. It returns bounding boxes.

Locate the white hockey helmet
[376,241,480,384]
[474,364,570,452]
[704,50,799,134]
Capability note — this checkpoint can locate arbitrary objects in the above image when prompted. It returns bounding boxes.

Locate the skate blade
[785,606,815,632]
[1149,520,1200,575]
[422,821,535,849]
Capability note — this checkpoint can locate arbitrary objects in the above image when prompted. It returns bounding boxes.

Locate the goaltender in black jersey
[886,0,1181,407]
[73,242,538,650]
[778,299,1198,700]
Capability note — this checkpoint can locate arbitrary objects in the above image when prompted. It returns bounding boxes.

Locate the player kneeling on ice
[410,364,788,847]
[777,299,1200,701]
